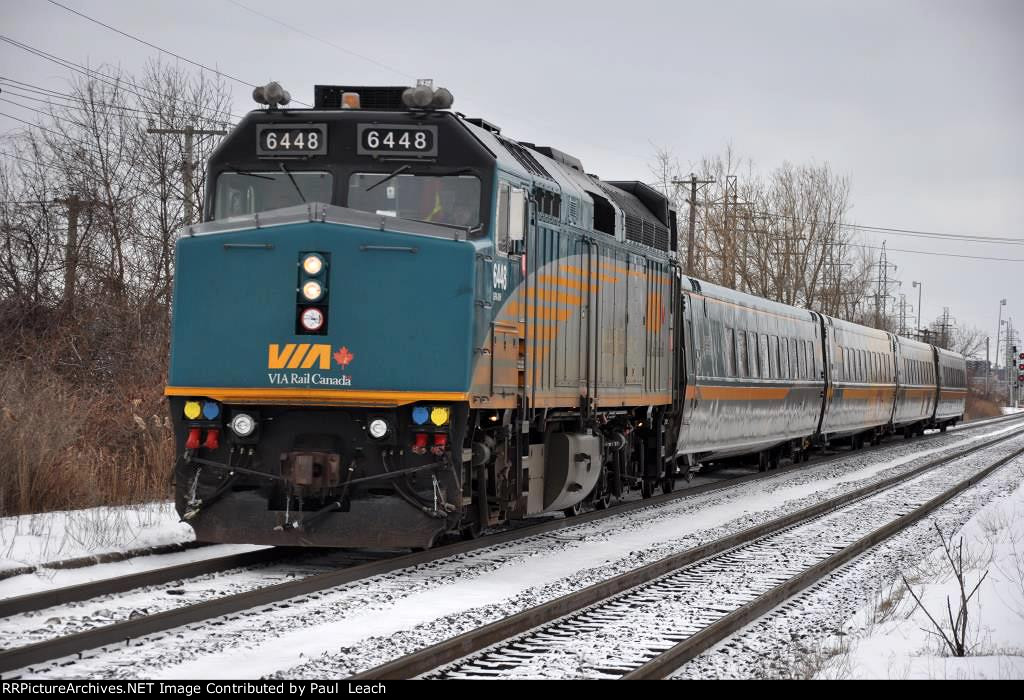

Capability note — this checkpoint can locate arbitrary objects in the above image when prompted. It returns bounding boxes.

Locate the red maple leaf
[333,346,354,368]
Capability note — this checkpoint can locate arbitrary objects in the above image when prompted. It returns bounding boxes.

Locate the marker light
[368,418,390,439]
[185,427,202,450]
[430,407,450,427]
[230,413,256,438]
[411,406,430,425]
[302,254,324,276]
[184,401,202,420]
[300,307,324,331]
[341,92,361,109]
[302,280,324,301]
[202,401,220,420]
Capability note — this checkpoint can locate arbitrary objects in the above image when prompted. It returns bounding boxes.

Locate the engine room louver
[496,136,552,180]
[599,182,671,252]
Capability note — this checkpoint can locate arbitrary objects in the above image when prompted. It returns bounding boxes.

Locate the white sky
[2,0,1021,356]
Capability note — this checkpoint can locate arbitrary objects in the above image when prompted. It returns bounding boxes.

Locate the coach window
[748,331,759,378]
[759,334,770,379]
[741,327,749,376]
[726,327,736,377]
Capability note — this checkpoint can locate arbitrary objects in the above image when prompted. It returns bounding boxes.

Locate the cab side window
[496,182,511,254]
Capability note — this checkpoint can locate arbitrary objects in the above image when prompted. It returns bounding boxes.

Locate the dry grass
[0,357,173,516]
[966,393,1003,421]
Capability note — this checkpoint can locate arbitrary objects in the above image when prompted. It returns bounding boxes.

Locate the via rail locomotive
[166,82,967,548]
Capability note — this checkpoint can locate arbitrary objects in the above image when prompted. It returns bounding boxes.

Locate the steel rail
[2,416,1019,674]
[0,547,288,618]
[349,426,1024,680]
[625,442,1024,679]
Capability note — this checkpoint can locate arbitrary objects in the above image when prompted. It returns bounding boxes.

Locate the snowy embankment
[0,501,191,572]
[815,462,1024,679]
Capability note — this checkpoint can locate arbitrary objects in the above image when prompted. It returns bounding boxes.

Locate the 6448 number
[256,125,327,156]
[357,125,437,156]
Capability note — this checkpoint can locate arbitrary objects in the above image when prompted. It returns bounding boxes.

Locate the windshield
[347,173,481,228]
[214,171,333,219]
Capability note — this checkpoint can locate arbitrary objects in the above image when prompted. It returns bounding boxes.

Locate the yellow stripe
[501,301,573,321]
[536,273,598,293]
[526,288,582,306]
[165,386,469,407]
[559,264,619,284]
[841,387,894,400]
[686,385,792,401]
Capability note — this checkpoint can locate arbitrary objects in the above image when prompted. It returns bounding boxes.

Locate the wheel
[461,518,483,541]
[641,479,656,499]
[661,476,676,495]
[802,448,811,463]
[758,452,769,473]
[769,450,780,471]
[940,424,948,433]
[594,493,612,510]
[562,502,584,518]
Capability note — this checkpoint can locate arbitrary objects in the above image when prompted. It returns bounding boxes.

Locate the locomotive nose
[167,213,478,400]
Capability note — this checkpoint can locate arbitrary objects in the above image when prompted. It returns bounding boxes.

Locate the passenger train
[166,82,967,548]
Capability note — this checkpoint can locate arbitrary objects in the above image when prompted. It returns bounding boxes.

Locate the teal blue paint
[169,221,476,392]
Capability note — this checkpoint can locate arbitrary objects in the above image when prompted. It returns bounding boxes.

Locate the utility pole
[146,124,227,225]
[897,294,913,336]
[673,173,715,277]
[59,194,100,312]
[872,241,898,330]
[7,195,99,311]
[723,175,737,288]
[935,307,954,349]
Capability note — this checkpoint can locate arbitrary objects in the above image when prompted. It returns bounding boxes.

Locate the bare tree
[901,522,988,657]
[657,145,878,325]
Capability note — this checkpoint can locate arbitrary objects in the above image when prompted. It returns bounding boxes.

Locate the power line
[45,0,310,108]
[763,210,1021,246]
[225,0,416,81]
[0,35,246,123]
[857,242,1024,263]
[1,82,181,119]
[0,110,64,137]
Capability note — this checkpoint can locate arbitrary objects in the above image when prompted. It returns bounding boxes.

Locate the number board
[357,124,438,157]
[256,124,327,157]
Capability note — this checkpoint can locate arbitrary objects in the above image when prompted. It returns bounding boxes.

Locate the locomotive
[166,82,967,548]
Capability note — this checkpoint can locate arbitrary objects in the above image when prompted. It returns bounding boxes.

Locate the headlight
[302,280,324,301]
[430,407,450,427]
[300,307,324,331]
[302,254,324,276]
[368,418,390,439]
[230,413,256,437]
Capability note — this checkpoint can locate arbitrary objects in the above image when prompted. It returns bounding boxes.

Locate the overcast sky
[2,0,1022,356]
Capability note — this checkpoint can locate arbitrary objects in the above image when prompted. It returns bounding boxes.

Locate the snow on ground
[814,458,1024,679]
[0,542,267,601]
[674,449,1024,680]
[0,501,192,573]
[1003,407,1024,415]
[38,423,1019,679]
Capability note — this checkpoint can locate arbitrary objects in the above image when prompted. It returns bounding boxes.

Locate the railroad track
[2,414,1020,676]
[351,426,1024,680]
